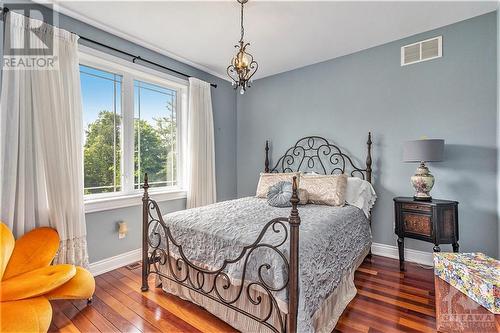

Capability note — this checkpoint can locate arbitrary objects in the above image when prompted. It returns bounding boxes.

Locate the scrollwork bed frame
[141,133,372,333]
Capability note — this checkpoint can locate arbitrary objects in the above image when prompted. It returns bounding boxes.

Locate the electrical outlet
[118,221,128,239]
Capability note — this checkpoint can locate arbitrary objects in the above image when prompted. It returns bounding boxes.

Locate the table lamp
[403,139,444,201]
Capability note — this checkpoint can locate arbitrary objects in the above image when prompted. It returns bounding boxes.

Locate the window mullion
[122,74,135,194]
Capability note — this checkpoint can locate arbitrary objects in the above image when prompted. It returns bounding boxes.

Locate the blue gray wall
[497,9,500,257]
[0,4,238,263]
[237,12,499,257]
[86,200,186,262]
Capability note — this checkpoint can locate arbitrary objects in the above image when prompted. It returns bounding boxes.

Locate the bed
[141,134,374,333]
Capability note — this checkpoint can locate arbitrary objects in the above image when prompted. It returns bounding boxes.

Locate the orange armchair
[0,223,95,332]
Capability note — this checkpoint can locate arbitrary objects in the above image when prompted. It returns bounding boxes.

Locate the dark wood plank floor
[49,255,437,333]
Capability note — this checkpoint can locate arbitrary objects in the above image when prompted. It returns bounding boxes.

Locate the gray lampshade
[403,139,444,162]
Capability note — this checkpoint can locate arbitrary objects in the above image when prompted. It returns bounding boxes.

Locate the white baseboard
[88,242,433,277]
[371,242,434,267]
[89,248,142,276]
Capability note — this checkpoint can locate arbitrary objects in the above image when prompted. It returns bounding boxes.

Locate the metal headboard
[264,133,372,183]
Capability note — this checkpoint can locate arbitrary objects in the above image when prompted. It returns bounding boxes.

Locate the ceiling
[54,1,498,80]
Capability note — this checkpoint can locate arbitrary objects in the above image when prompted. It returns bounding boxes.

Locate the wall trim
[85,190,187,214]
[89,242,433,277]
[371,242,434,266]
[89,248,142,276]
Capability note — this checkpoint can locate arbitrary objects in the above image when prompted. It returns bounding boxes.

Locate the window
[79,48,187,204]
[81,65,122,195]
[134,80,177,190]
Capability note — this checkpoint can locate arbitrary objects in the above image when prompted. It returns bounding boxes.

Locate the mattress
[151,197,372,332]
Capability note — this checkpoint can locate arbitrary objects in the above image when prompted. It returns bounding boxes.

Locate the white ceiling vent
[401,36,442,66]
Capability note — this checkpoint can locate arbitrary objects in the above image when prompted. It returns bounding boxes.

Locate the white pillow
[345,177,377,218]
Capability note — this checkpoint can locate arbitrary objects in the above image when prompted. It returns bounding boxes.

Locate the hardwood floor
[49,255,437,333]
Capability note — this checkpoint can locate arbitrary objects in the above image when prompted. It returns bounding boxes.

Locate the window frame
[79,46,188,212]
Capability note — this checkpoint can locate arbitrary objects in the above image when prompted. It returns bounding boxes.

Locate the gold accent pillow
[256,172,301,198]
[300,173,348,206]
[298,189,309,205]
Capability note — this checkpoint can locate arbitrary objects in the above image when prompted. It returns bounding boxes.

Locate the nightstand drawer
[403,213,432,237]
[402,203,432,213]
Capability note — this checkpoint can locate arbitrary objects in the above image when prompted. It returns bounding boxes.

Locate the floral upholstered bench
[433,252,499,333]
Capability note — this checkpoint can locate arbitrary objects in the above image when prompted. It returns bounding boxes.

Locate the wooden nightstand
[394,197,459,271]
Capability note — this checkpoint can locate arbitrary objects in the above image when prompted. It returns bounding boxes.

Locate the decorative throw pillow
[255,172,301,198]
[267,181,293,207]
[298,189,309,205]
[300,173,348,206]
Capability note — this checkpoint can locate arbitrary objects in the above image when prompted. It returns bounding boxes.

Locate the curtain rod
[78,35,217,88]
[0,6,217,88]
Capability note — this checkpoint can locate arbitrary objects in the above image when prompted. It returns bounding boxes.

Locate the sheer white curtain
[186,78,216,208]
[0,12,88,266]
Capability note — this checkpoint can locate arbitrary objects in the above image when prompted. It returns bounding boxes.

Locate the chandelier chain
[240,1,245,42]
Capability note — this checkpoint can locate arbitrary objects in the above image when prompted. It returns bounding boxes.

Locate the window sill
[84,190,187,213]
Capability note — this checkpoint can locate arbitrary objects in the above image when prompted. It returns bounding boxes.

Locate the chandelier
[227,0,258,94]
